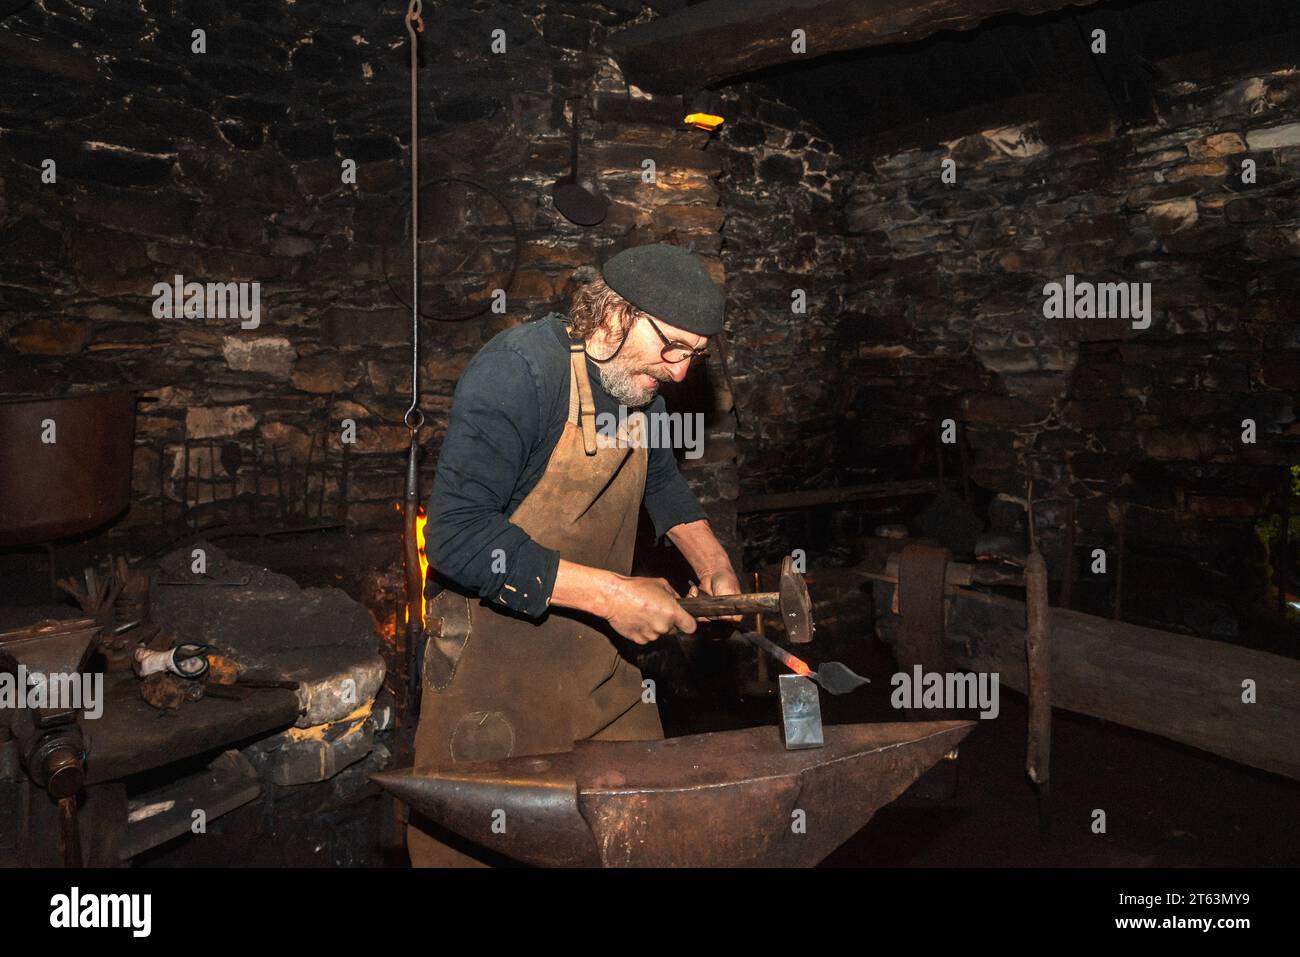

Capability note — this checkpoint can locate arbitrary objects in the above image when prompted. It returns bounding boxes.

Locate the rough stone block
[320,306,409,348]
[6,317,89,354]
[1138,429,1218,461]
[290,353,354,393]
[961,393,1051,426]
[185,405,258,439]
[1245,122,1300,150]
[221,336,295,378]
[1147,197,1198,233]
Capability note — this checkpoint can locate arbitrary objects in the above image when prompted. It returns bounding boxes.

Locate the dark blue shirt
[425,312,706,618]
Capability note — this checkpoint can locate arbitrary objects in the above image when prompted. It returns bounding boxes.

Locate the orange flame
[401,505,431,628]
[415,506,429,627]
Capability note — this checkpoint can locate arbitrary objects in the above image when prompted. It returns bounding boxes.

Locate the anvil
[374,720,974,867]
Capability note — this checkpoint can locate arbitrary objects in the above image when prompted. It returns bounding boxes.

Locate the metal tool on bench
[203,675,302,701]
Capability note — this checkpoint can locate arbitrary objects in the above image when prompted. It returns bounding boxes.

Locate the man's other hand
[687,568,744,623]
[605,574,697,645]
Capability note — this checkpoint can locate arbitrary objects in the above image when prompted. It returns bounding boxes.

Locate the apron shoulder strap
[567,339,599,456]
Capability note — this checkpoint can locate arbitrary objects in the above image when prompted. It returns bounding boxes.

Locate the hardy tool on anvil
[371,720,975,867]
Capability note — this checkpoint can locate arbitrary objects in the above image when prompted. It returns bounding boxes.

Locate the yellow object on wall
[684,112,725,131]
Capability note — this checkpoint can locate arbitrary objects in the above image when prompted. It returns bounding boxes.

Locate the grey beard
[596,358,665,407]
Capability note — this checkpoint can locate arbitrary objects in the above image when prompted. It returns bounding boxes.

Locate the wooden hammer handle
[679,593,779,617]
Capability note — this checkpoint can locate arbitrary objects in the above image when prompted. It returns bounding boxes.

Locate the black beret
[600,243,725,337]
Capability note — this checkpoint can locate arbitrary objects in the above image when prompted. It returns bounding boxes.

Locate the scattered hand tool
[201,684,249,701]
[204,652,240,685]
[133,642,213,679]
[232,676,300,691]
[678,556,814,643]
[203,674,299,701]
[140,672,204,712]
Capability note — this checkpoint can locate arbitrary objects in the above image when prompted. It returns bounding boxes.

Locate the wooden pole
[753,571,769,686]
[1024,550,1051,835]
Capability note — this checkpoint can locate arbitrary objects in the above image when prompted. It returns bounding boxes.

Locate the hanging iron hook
[403,0,424,436]
[403,0,427,719]
[406,0,424,36]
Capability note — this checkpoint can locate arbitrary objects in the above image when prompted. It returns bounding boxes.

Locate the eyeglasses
[642,314,709,364]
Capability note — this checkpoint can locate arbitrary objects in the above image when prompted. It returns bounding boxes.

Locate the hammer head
[779,556,814,644]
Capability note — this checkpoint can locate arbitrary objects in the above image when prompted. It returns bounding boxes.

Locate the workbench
[83,672,300,785]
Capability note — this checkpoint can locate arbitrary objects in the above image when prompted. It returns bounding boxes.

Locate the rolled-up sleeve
[425,348,559,618]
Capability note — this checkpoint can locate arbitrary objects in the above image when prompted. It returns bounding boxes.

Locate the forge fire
[0,0,1297,919]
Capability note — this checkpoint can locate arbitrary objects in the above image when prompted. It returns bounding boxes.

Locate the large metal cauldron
[0,390,136,547]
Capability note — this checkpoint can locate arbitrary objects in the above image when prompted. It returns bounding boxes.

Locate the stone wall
[709,84,857,566]
[0,0,739,554]
[835,67,1300,638]
[3,0,1295,637]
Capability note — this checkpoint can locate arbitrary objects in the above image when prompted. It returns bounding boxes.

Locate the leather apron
[407,331,664,867]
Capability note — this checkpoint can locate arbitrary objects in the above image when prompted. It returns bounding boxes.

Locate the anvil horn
[374,720,975,867]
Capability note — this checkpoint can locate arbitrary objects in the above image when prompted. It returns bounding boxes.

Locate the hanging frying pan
[551,98,607,226]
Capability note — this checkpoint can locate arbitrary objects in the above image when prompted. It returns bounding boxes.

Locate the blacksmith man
[409,242,741,867]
